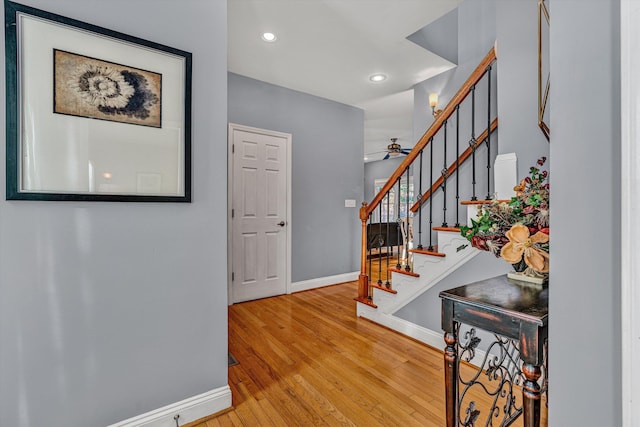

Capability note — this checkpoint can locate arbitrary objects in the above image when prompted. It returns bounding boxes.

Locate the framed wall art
[538,0,550,141]
[4,0,192,201]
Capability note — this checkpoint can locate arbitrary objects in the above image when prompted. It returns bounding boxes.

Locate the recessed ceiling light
[261,32,277,42]
[369,73,387,83]
[364,156,369,161]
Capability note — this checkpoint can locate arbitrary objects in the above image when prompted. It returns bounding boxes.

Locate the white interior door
[230,125,290,303]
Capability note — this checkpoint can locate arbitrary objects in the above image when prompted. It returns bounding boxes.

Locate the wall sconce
[429,93,442,118]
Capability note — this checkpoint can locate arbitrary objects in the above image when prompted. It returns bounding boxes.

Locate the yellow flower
[513,179,527,196]
[500,224,549,273]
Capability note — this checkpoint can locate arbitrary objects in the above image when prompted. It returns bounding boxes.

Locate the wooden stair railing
[364,47,497,216]
[357,47,498,305]
[410,118,498,213]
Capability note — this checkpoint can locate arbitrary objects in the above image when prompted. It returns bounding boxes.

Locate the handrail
[410,118,498,212]
[364,46,497,217]
[356,46,498,303]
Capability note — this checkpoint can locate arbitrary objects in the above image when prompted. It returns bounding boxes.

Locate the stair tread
[354,296,378,308]
[370,282,398,294]
[388,267,420,277]
[409,247,446,257]
[460,199,510,205]
[433,226,461,232]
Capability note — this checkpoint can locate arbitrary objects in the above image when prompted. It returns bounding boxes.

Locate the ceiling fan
[381,138,411,160]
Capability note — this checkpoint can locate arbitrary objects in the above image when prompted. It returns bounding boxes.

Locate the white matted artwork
[5,1,192,202]
[136,173,162,194]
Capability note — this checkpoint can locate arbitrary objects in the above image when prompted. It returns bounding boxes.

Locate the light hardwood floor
[192,282,547,427]
[367,255,400,285]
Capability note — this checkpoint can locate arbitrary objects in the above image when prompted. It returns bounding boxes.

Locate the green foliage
[460,157,550,257]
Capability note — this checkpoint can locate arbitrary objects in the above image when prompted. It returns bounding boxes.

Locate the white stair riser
[367,231,478,314]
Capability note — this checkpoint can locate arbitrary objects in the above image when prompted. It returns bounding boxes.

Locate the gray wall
[0,1,229,427]
[549,0,621,425]
[413,0,497,146]
[395,251,511,328]
[496,0,549,176]
[228,73,364,282]
[407,8,459,65]
[364,157,405,203]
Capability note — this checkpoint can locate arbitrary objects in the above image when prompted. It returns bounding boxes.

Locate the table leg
[522,363,542,427]
[444,330,458,427]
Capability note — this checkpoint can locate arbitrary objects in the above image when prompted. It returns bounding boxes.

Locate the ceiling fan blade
[383,153,390,160]
[401,149,411,154]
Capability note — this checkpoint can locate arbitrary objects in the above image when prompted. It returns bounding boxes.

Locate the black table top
[439,274,548,324]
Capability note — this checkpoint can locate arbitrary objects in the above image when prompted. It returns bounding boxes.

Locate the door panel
[232,128,288,303]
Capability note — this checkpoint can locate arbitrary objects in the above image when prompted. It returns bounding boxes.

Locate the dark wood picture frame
[5,0,192,202]
[538,0,550,141]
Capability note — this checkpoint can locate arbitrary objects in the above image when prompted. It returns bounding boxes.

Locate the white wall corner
[621,1,640,424]
[494,152,517,200]
[291,271,359,293]
[466,203,479,227]
[107,385,232,427]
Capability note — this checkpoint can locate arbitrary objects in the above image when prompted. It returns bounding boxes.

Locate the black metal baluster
[377,203,383,285]
[417,150,424,249]
[428,137,434,252]
[442,119,448,227]
[404,166,411,271]
[486,64,493,200]
[367,214,372,277]
[455,104,461,227]
[396,179,402,269]
[470,85,478,201]
[385,191,391,288]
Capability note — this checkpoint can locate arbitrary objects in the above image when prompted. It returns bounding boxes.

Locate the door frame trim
[621,1,640,423]
[227,123,292,304]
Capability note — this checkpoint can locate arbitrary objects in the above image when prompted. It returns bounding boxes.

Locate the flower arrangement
[460,157,550,277]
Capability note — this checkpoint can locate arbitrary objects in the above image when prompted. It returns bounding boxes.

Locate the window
[373,177,414,222]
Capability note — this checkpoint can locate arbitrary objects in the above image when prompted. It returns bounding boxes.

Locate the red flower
[471,236,489,251]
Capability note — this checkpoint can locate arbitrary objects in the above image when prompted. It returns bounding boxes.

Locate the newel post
[358,202,369,301]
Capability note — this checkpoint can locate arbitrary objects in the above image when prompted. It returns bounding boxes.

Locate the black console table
[440,274,548,427]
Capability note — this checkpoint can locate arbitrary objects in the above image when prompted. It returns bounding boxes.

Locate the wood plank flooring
[367,255,400,285]
[192,282,547,427]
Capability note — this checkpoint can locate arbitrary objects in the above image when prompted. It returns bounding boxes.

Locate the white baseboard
[107,385,232,427]
[291,271,359,293]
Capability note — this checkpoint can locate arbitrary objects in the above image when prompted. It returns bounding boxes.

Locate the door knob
[277,221,286,227]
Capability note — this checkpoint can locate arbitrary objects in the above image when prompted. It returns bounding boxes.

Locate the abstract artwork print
[53,49,162,127]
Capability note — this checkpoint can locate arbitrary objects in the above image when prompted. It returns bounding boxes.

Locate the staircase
[356,47,500,339]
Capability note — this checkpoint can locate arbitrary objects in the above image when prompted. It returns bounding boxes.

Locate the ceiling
[228,0,462,162]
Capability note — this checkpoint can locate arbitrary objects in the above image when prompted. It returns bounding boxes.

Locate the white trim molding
[107,385,232,427]
[621,1,640,424]
[291,271,359,293]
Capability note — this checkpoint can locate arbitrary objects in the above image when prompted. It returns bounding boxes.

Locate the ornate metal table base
[440,275,548,427]
[451,325,548,426]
